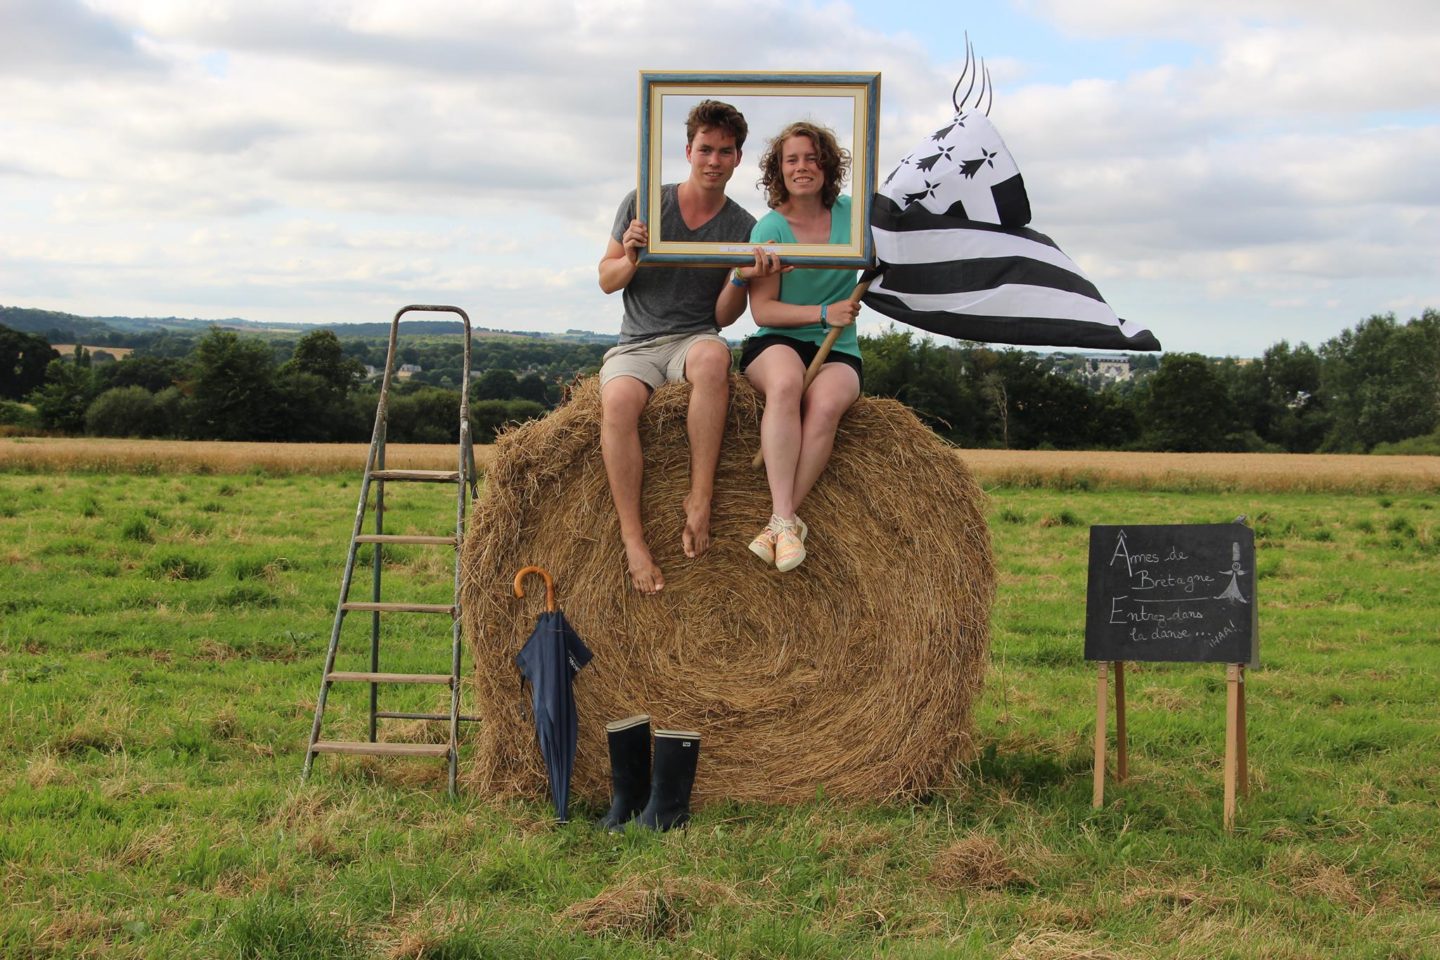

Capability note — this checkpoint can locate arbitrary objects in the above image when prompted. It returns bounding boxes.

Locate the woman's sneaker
[774,516,807,573]
[748,515,807,567]
[748,518,780,564]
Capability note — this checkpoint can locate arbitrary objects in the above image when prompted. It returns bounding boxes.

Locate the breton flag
[862,109,1162,352]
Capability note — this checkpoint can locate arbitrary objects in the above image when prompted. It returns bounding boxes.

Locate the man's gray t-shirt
[610,184,757,344]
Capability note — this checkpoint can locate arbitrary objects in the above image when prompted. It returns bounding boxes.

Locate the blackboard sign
[1085,524,1258,665]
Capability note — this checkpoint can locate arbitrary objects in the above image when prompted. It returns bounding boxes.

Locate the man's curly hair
[757,121,850,209]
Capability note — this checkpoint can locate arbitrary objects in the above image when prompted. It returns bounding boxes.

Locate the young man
[597,99,776,594]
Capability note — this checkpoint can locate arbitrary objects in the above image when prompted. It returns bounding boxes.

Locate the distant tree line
[862,309,1439,454]
[1,327,571,445]
[3,309,1437,454]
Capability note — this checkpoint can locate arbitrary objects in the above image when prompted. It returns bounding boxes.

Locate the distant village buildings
[363,363,422,380]
[1086,354,1133,382]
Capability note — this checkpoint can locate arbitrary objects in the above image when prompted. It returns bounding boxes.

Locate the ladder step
[371,469,460,482]
[375,711,482,722]
[311,741,451,758]
[355,535,459,546]
[341,602,456,614]
[326,671,453,685]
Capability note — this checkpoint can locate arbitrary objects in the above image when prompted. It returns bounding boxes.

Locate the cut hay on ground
[560,875,742,939]
[930,835,1026,890]
[459,375,994,808]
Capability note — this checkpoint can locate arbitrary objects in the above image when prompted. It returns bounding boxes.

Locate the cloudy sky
[2,0,1436,356]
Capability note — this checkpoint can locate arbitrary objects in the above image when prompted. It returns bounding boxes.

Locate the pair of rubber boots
[598,714,699,832]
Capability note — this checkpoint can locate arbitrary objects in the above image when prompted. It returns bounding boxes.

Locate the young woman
[736,121,862,572]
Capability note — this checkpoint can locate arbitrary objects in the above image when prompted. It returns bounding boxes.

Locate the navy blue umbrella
[513,566,593,822]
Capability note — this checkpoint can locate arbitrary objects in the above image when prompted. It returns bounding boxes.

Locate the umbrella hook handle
[513,565,557,612]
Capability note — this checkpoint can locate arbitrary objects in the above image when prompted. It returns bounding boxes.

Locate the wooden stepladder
[302,305,480,796]
[1092,661,1249,830]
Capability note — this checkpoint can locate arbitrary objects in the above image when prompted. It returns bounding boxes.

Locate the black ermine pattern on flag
[863,109,1161,352]
[879,109,1029,226]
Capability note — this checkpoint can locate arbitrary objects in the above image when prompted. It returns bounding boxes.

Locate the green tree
[282,329,364,393]
[1,323,58,401]
[267,330,369,441]
[150,387,186,437]
[188,329,279,440]
[95,354,185,394]
[141,332,199,359]
[85,386,161,437]
[29,347,95,433]
[514,373,551,406]
[0,400,41,432]
[471,399,545,443]
[991,351,1109,449]
[474,368,520,401]
[861,330,988,445]
[1228,341,1326,452]
[1081,388,1141,450]
[1319,311,1440,451]
[1140,353,1246,452]
[273,369,368,442]
[387,387,463,443]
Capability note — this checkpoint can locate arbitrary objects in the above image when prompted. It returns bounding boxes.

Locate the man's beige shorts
[599,331,730,390]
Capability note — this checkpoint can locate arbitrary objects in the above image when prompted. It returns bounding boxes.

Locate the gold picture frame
[637,70,881,268]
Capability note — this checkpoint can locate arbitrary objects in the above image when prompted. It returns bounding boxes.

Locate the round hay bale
[460,375,993,806]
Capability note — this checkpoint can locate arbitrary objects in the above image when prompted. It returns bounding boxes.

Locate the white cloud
[1025,0,1440,39]
[0,0,1436,354]
[0,0,161,77]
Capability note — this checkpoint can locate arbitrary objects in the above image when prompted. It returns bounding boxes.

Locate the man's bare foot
[624,539,664,594]
[682,494,712,559]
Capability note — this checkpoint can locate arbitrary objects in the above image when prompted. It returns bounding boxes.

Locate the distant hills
[0,305,616,345]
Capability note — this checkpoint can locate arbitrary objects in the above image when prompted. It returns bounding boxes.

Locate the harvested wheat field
[969,448,1440,492]
[3,436,1434,493]
[458,375,995,807]
[0,437,494,475]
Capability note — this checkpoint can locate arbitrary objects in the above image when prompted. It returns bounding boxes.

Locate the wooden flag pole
[750,279,873,470]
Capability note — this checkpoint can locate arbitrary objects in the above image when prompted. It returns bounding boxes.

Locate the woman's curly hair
[757,121,850,209]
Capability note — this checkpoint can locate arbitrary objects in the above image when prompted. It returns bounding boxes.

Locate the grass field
[2,456,1439,958]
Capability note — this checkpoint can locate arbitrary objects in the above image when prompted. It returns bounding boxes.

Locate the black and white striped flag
[863,110,1161,352]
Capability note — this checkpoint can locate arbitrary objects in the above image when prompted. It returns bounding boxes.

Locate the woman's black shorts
[738,334,863,389]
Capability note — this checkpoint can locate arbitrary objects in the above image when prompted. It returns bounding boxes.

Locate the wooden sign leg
[1093,661,1109,809]
[1224,663,1241,832]
[1114,661,1128,783]
[1237,665,1248,799]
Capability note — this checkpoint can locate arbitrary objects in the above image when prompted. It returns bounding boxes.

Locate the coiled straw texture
[460,375,993,806]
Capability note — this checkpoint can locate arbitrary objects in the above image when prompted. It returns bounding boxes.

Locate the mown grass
[2,468,1439,958]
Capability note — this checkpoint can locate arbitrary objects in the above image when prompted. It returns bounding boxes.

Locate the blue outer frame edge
[636,71,653,232]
